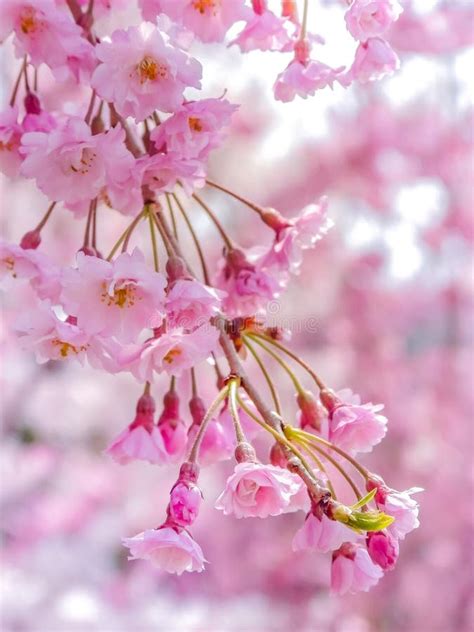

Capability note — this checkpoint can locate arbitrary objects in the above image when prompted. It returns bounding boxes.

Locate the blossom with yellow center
[20,7,40,34]
[192,0,220,16]
[136,56,168,84]
[188,117,203,132]
[100,282,140,308]
[2,257,17,278]
[70,148,97,175]
[51,339,87,358]
[163,347,182,364]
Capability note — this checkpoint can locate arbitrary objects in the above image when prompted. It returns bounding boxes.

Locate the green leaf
[347,510,394,532]
[350,488,377,510]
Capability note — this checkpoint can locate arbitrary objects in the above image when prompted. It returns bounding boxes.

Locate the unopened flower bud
[169,481,202,527]
[24,92,41,115]
[319,388,341,414]
[136,393,156,416]
[166,256,189,282]
[261,207,292,234]
[20,229,41,250]
[270,441,287,467]
[367,530,399,571]
[297,389,325,432]
[189,395,206,427]
[294,39,311,64]
[234,441,257,463]
[178,461,200,483]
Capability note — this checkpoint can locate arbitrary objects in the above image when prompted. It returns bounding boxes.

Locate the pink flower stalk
[0,240,60,300]
[345,0,403,42]
[122,527,206,574]
[293,512,356,554]
[321,388,388,454]
[60,249,167,343]
[0,0,96,82]
[159,0,249,43]
[216,248,280,317]
[122,324,220,380]
[215,462,306,519]
[231,11,293,52]
[0,106,23,178]
[260,198,333,277]
[331,543,384,595]
[157,389,188,463]
[106,393,167,465]
[366,530,399,570]
[91,23,202,121]
[150,98,238,161]
[346,38,400,84]
[166,278,224,329]
[274,58,345,103]
[168,482,202,527]
[367,475,422,539]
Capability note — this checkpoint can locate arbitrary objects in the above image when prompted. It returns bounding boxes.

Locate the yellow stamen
[188,117,203,132]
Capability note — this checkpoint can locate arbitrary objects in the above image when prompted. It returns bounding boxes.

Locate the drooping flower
[274,58,345,103]
[156,389,188,463]
[367,474,422,540]
[0,0,96,82]
[60,249,167,342]
[121,324,220,380]
[166,278,223,329]
[346,38,400,84]
[106,393,166,465]
[321,388,388,454]
[293,512,356,554]
[331,543,384,595]
[91,23,202,120]
[345,0,403,42]
[159,0,249,43]
[366,530,399,570]
[0,106,23,178]
[231,10,293,52]
[122,527,206,574]
[150,98,238,161]
[215,461,306,518]
[140,152,205,196]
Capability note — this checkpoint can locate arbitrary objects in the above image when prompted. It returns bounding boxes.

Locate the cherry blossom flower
[0,240,60,300]
[157,389,188,463]
[231,10,293,53]
[187,418,234,466]
[121,325,220,380]
[215,462,306,519]
[168,482,202,527]
[0,106,23,178]
[91,23,202,120]
[122,527,206,574]
[259,198,333,277]
[106,393,167,465]
[345,0,403,42]
[140,152,205,196]
[293,512,356,554]
[366,530,399,570]
[0,0,96,81]
[159,0,249,43]
[331,543,384,595]
[166,278,223,329]
[150,98,238,161]
[60,249,167,342]
[321,388,388,454]
[367,475,422,540]
[274,58,345,103]
[346,38,400,84]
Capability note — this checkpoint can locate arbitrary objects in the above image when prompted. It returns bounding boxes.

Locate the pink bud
[24,92,41,115]
[294,39,311,64]
[169,481,202,527]
[270,441,288,467]
[166,256,189,282]
[251,0,266,15]
[261,208,292,234]
[178,461,200,483]
[234,441,257,463]
[20,229,41,250]
[189,395,206,427]
[297,390,324,432]
[136,393,156,416]
[367,531,399,571]
[319,388,341,414]
[78,246,102,258]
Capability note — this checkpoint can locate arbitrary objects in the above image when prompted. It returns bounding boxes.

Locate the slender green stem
[34,202,56,232]
[165,193,179,241]
[249,332,326,390]
[242,337,281,414]
[246,335,305,395]
[106,209,145,261]
[300,0,309,40]
[172,193,210,285]
[191,192,233,248]
[10,56,27,107]
[190,367,197,397]
[149,207,173,257]
[187,386,229,463]
[296,439,337,499]
[228,379,246,444]
[147,209,160,271]
[205,180,265,219]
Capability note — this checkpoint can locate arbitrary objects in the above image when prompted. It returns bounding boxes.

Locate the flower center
[2,257,17,277]
[51,339,87,357]
[70,148,97,175]
[136,56,168,84]
[101,281,139,308]
[192,0,220,15]
[163,347,182,364]
[188,117,203,132]
[20,7,41,34]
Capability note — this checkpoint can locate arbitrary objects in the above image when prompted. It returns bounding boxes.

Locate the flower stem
[147,207,160,271]
[171,193,210,285]
[300,0,309,40]
[295,439,337,499]
[34,202,56,233]
[205,180,265,219]
[10,56,27,107]
[242,337,282,415]
[187,385,229,463]
[165,193,178,241]
[191,192,234,249]
[228,378,246,444]
[106,209,146,261]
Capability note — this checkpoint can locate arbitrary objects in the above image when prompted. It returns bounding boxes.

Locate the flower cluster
[0,0,420,596]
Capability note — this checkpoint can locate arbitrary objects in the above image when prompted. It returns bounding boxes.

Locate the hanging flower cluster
[0,0,420,595]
